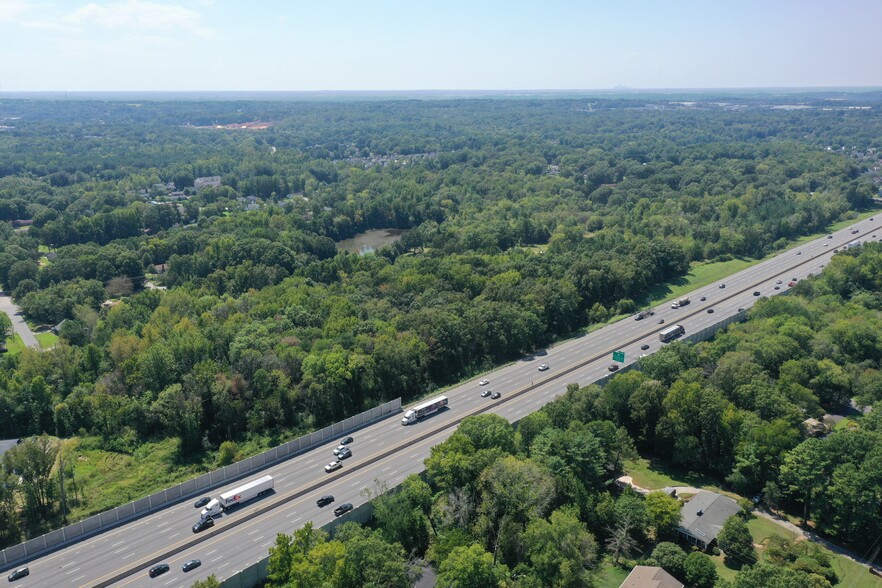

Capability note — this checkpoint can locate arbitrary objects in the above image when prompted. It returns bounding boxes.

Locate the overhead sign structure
[612,351,625,363]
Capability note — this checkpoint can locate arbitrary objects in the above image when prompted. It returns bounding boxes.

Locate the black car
[827,235,833,239]
[608,364,619,372]
[699,296,706,301]
[490,391,502,399]
[194,496,210,508]
[640,344,650,350]
[753,291,761,296]
[317,495,335,507]
[182,559,202,573]
[7,568,29,581]
[149,564,170,578]
[192,516,214,533]
[707,308,714,313]
[738,307,745,312]
[658,318,665,324]
[719,283,725,288]
[334,503,354,517]
[339,436,354,445]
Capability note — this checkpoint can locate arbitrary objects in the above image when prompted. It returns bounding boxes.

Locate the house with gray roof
[677,490,740,550]
[620,565,683,588]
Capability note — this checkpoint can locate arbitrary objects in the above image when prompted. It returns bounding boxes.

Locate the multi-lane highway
[6,216,880,588]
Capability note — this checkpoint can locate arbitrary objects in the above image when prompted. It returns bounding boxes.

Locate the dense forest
[0,94,881,571]
[260,243,882,588]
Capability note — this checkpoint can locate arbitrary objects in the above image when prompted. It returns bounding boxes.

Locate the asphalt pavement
[0,293,39,349]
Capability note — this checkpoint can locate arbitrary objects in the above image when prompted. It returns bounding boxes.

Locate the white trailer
[201,474,274,517]
[401,396,448,425]
[847,240,862,249]
[659,324,685,343]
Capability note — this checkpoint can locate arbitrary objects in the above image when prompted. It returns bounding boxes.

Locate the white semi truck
[200,474,274,517]
[401,396,448,425]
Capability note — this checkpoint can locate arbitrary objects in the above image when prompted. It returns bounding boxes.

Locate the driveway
[0,292,39,349]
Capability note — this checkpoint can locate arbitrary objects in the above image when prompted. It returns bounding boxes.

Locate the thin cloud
[67,1,202,31]
[0,0,33,22]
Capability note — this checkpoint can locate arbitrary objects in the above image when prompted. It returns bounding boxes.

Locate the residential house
[620,565,683,588]
[677,490,740,550]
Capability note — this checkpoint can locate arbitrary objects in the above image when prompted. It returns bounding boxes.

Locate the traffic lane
[19,219,868,585]
[109,426,460,588]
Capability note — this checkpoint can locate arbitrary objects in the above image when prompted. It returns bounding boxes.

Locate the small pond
[336,228,408,254]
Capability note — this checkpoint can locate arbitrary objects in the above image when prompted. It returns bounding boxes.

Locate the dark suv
[334,503,354,517]
[316,495,335,507]
[7,567,29,581]
[149,563,170,578]
[192,516,214,533]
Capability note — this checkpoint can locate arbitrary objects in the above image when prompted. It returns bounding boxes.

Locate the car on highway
[480,389,491,398]
[149,564,170,578]
[827,235,833,239]
[776,280,782,284]
[339,436,354,445]
[7,567,29,581]
[640,344,650,350]
[658,318,665,324]
[491,391,502,399]
[325,461,342,473]
[182,559,202,573]
[753,291,761,296]
[852,229,860,234]
[194,496,210,508]
[788,281,796,287]
[316,495,335,507]
[608,364,619,372]
[333,444,350,456]
[700,296,706,301]
[824,243,828,246]
[707,308,714,313]
[538,364,549,371]
[796,251,801,255]
[192,516,214,533]
[334,503,354,517]
[719,283,725,288]
[336,447,352,459]
[479,379,489,386]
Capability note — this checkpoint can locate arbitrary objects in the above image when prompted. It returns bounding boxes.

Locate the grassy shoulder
[3,331,58,353]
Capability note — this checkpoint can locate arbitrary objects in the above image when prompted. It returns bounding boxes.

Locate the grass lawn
[4,333,26,354]
[36,332,57,349]
[593,558,630,588]
[623,457,722,492]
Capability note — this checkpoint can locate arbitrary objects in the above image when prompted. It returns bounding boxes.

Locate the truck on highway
[659,324,685,343]
[634,310,655,320]
[401,396,448,425]
[670,297,690,309]
[847,239,862,249]
[200,474,274,518]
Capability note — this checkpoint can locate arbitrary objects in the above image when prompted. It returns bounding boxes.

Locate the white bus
[659,324,685,343]
[401,396,448,425]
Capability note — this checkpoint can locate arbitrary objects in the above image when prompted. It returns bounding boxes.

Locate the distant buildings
[194,176,222,190]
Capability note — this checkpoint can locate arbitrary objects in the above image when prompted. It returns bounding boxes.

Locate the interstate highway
[6,217,880,588]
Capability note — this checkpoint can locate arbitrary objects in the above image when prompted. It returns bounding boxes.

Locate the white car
[325,461,342,473]
[333,445,347,456]
[479,379,489,386]
[538,364,549,371]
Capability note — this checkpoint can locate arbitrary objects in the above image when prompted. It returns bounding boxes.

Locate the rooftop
[679,490,740,546]
[620,565,683,588]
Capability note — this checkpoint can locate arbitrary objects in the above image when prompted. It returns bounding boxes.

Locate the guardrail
[210,312,751,588]
[0,398,401,571]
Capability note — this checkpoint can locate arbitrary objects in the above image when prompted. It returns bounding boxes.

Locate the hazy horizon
[2,0,881,92]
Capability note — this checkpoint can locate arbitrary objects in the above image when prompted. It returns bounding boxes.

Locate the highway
[5,217,879,588]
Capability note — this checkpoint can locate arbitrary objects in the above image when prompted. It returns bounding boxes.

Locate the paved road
[0,293,39,349]
[5,217,882,588]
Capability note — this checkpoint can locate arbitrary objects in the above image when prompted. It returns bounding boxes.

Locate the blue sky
[1,0,880,91]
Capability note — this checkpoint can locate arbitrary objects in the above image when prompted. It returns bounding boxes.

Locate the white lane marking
[305,459,316,465]
[61,561,77,568]
[252,535,264,542]
[70,576,85,583]
[211,556,224,563]
[218,562,230,569]
[206,549,217,556]
[157,520,170,528]
[113,547,128,554]
[351,480,363,488]
[262,541,273,548]
[65,567,80,575]
[111,540,125,547]
[168,532,180,539]
[275,476,286,484]
[285,480,297,488]
[247,528,260,536]
[291,516,302,523]
[286,511,299,518]
[381,466,391,472]
[409,453,419,458]
[164,578,177,586]
[121,552,135,559]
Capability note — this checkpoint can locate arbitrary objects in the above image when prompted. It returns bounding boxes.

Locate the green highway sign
[612,351,625,363]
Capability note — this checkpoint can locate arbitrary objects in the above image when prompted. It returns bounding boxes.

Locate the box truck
[200,474,274,517]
